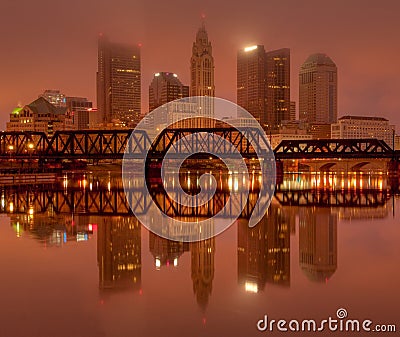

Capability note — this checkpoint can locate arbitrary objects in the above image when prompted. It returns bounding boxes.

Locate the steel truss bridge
[0,186,390,218]
[0,129,399,161]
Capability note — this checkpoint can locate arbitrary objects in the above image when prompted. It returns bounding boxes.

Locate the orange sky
[0,0,399,129]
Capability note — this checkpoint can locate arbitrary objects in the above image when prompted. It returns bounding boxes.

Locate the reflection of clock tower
[191,219,215,311]
[191,238,215,311]
[190,20,215,128]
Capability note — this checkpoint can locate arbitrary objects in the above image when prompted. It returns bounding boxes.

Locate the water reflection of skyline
[3,171,398,311]
[7,198,393,310]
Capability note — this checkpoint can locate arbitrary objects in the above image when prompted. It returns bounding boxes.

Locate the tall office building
[190,22,215,128]
[237,46,290,130]
[66,96,93,130]
[237,45,267,127]
[266,48,290,129]
[149,72,189,112]
[97,35,141,126]
[299,53,338,124]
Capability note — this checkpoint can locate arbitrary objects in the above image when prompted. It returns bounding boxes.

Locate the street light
[7,144,15,169]
[26,142,35,171]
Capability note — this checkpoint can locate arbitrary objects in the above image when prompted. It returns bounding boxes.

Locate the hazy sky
[0,0,399,129]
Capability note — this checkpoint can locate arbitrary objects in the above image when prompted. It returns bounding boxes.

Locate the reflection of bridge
[275,190,388,207]
[0,186,389,217]
[0,186,262,219]
[1,129,399,160]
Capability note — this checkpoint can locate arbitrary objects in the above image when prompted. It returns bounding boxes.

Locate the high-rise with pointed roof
[190,21,215,128]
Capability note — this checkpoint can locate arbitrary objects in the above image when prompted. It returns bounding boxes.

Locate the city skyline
[0,1,399,129]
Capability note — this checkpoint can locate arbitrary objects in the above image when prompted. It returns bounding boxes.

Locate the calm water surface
[0,172,399,337]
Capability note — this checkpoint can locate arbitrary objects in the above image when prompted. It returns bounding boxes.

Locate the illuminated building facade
[299,53,337,124]
[6,97,75,134]
[97,35,141,126]
[190,22,215,128]
[149,72,189,112]
[331,115,396,148]
[265,48,291,129]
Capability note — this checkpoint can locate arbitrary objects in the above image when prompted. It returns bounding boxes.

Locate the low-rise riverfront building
[331,115,395,148]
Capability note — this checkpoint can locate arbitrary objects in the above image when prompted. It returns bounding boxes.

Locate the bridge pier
[388,160,399,176]
[388,160,400,193]
[276,160,283,185]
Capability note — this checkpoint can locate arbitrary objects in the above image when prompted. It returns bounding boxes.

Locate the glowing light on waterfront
[63,175,68,189]
[234,176,239,192]
[16,222,21,238]
[245,281,258,293]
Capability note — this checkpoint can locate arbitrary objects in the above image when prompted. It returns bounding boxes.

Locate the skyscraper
[237,45,267,127]
[299,53,338,124]
[266,48,291,129]
[97,35,141,126]
[190,21,215,127]
[148,72,189,112]
[237,46,290,130]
